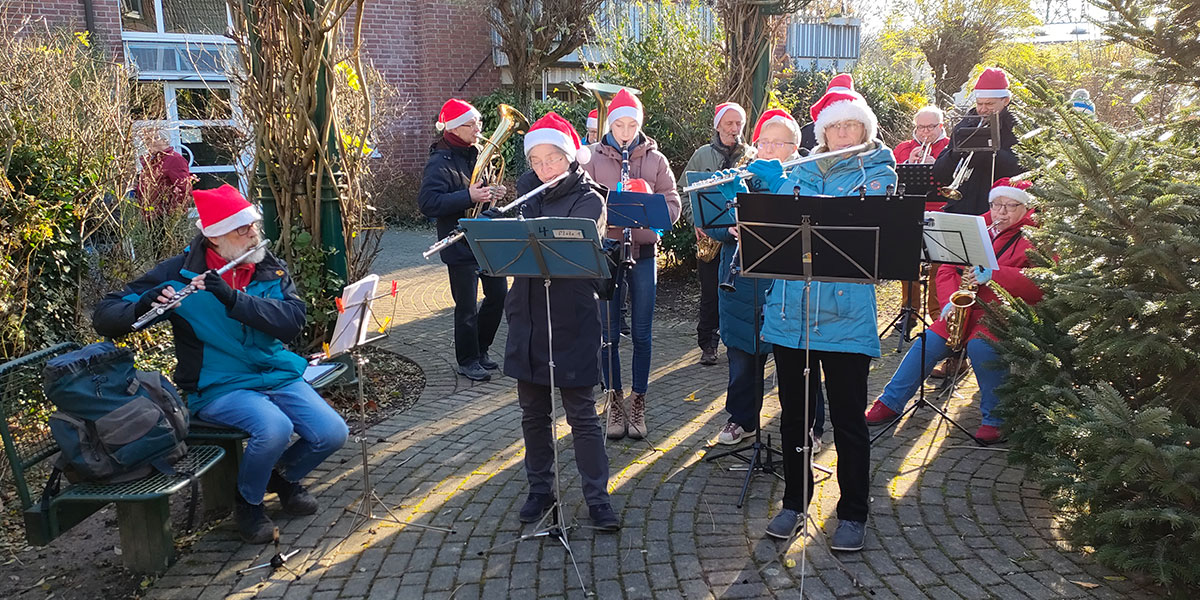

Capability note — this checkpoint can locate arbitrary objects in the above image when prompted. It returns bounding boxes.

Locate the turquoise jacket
[759,141,897,356]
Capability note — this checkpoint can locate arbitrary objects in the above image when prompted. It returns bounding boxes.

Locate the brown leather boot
[605,390,627,439]
[626,392,647,440]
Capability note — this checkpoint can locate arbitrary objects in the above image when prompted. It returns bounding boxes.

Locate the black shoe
[518,493,556,523]
[234,493,276,544]
[267,471,319,516]
[457,361,491,381]
[589,503,621,532]
[478,352,499,371]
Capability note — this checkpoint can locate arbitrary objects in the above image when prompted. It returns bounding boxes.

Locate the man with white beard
[93,184,348,545]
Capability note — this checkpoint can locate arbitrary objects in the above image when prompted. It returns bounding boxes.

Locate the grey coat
[502,165,607,388]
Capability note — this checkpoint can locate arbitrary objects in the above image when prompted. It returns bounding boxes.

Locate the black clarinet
[618,145,635,269]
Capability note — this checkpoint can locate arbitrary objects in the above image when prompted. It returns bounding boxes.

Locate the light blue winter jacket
[758,141,897,357]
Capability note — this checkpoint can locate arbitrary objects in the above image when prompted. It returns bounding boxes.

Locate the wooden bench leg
[201,439,241,518]
[117,498,174,573]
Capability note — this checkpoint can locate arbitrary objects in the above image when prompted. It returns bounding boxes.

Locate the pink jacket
[582,136,681,258]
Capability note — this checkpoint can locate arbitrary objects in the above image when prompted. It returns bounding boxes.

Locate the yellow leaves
[334,61,360,92]
[74,31,91,48]
[340,132,373,156]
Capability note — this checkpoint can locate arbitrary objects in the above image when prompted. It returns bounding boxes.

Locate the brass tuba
[467,103,530,218]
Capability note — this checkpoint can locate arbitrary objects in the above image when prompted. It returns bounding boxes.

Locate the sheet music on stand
[921,211,998,269]
[327,275,379,358]
[460,217,611,279]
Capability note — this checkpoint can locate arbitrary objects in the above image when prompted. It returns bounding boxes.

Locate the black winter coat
[417,138,480,266]
[932,108,1022,216]
[502,165,607,388]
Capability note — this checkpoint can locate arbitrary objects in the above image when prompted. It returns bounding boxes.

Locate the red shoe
[974,425,1003,444]
[864,400,900,425]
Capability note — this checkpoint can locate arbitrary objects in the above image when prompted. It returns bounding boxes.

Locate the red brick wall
[353,0,501,171]
[1,0,123,60]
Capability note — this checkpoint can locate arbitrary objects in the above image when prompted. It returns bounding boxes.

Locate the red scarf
[443,131,473,148]
[205,246,256,291]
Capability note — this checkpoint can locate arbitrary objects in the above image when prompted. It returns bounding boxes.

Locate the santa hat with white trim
[524,111,591,165]
[606,88,643,127]
[435,98,482,131]
[193,184,262,237]
[810,91,878,148]
[713,102,747,129]
[989,177,1033,206]
[586,109,598,130]
[973,68,1012,99]
[751,108,799,143]
[826,73,856,94]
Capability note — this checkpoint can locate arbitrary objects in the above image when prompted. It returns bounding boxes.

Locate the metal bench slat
[55,445,225,503]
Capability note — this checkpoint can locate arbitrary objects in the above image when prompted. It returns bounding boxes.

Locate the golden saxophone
[944,270,978,350]
[697,146,756,263]
[466,104,529,218]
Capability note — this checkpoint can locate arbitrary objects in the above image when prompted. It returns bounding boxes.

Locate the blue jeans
[197,380,349,504]
[602,257,656,394]
[877,331,1007,427]
[725,346,767,432]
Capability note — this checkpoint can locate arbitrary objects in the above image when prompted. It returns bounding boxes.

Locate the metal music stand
[736,189,921,595]
[869,211,998,446]
[689,184,788,507]
[327,275,457,537]
[879,172,935,352]
[461,215,610,596]
[601,190,672,449]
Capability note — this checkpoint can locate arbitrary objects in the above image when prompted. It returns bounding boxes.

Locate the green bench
[0,343,226,573]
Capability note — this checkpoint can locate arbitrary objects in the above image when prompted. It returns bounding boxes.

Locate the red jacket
[137,149,193,212]
[930,210,1042,342]
[893,137,949,164]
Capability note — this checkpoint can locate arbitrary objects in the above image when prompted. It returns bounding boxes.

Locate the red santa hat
[524,111,591,165]
[826,73,856,94]
[751,109,799,143]
[586,109,598,130]
[606,88,643,127]
[989,177,1033,206]
[973,67,1011,99]
[713,102,747,129]
[193,184,261,237]
[435,98,482,131]
[810,91,878,147]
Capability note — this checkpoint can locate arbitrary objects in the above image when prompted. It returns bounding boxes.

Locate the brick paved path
[147,229,1159,600]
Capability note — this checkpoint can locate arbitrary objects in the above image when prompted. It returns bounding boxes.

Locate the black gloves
[480,207,505,220]
[203,271,239,309]
[135,283,174,316]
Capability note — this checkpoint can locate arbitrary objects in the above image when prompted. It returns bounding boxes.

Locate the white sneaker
[717,421,746,445]
[810,430,823,455]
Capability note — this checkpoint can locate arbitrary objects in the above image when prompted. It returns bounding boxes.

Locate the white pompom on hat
[524,111,591,165]
[989,177,1033,206]
[193,184,261,237]
[713,102,747,129]
[435,98,481,131]
[606,88,643,127]
[973,68,1012,99]
[810,91,878,148]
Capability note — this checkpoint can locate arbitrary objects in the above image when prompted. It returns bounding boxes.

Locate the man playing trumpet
[865,178,1043,444]
[93,185,349,544]
[893,106,948,165]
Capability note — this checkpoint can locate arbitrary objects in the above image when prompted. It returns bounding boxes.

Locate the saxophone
[945,269,979,350]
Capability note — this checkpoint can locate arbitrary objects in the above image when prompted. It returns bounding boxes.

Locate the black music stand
[601,190,672,448]
[736,189,921,593]
[878,169,935,352]
[868,211,998,446]
[690,185,787,508]
[462,215,610,596]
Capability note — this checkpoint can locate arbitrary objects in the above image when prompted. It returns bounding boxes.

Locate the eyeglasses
[989,201,1025,212]
[914,123,942,130]
[754,140,796,150]
[529,154,567,170]
[235,221,262,236]
[827,121,864,131]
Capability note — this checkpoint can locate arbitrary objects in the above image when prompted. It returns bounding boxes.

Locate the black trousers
[446,263,508,366]
[773,345,871,522]
[696,258,720,350]
[517,381,610,507]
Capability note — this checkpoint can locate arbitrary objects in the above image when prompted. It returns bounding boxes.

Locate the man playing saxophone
[864,178,1043,444]
[418,98,509,382]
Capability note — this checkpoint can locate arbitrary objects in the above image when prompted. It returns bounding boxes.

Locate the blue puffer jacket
[759,141,897,357]
[704,175,772,356]
[93,234,308,413]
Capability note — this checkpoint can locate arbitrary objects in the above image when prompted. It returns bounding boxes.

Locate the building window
[118,0,231,38]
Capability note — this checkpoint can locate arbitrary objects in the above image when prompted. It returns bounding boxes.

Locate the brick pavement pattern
[146,230,1160,600]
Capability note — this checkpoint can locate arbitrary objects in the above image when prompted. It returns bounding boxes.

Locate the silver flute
[681,142,874,193]
[132,240,270,331]
[422,171,570,259]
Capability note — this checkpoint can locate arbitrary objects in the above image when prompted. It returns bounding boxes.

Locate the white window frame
[118,0,234,44]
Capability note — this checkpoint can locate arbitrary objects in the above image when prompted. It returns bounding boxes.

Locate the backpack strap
[40,467,64,514]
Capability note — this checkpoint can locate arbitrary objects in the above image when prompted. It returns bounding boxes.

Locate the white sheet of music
[921,212,999,270]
